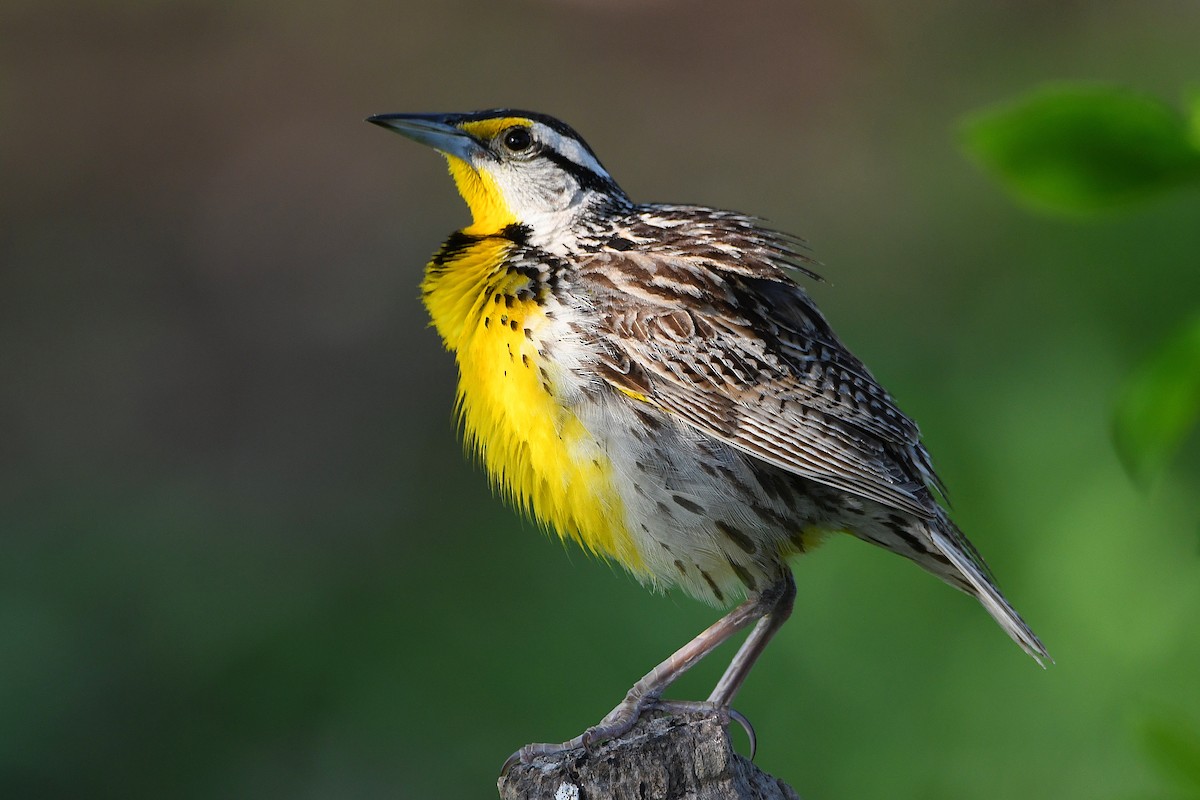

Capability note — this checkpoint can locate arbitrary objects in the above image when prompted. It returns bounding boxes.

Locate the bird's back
[377,104,1048,664]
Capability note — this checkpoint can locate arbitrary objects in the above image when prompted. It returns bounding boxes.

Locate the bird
[367,108,1050,770]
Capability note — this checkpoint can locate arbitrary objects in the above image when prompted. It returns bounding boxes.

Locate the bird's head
[368,109,628,241]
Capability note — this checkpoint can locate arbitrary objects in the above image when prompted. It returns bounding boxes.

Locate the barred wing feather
[580,248,943,520]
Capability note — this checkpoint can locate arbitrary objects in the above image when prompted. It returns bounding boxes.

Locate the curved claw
[499,749,523,777]
[644,699,756,759]
[726,706,757,760]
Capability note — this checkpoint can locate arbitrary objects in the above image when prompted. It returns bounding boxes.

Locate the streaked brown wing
[579,246,940,519]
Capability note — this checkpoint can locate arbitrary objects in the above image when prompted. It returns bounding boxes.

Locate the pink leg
[708,572,796,706]
[502,572,796,774]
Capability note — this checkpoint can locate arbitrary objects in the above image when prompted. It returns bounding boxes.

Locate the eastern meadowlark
[368,109,1050,769]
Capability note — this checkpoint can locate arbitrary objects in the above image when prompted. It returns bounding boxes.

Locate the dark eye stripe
[540,147,621,194]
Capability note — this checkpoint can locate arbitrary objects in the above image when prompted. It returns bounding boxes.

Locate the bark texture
[497,712,800,800]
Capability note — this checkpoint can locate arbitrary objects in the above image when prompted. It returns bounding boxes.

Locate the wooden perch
[497,711,800,799]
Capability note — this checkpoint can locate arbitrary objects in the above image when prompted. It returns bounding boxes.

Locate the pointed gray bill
[367,113,486,162]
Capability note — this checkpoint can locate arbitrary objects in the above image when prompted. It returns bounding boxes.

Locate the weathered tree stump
[498,711,800,799]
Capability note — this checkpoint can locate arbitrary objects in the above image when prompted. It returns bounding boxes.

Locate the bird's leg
[707,571,796,708]
[501,573,795,774]
[648,572,795,760]
[598,574,796,738]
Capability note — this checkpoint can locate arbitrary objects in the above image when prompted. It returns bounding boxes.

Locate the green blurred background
[3,1,1198,798]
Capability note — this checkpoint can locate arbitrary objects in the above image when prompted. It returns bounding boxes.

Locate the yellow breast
[421,235,645,574]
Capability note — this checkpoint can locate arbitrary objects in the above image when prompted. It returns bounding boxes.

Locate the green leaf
[961,83,1200,213]
[1113,314,1200,487]
[1141,718,1200,793]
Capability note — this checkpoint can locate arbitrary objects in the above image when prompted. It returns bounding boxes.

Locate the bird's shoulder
[566,204,946,515]
[576,203,819,283]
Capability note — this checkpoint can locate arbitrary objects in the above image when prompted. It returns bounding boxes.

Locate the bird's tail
[927,516,1051,667]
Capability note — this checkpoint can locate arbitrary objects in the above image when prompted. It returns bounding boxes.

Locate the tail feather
[929,525,1052,667]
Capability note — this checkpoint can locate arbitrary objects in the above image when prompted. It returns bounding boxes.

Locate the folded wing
[578,236,944,520]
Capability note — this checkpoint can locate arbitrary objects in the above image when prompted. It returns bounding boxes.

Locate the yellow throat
[444,118,527,235]
[419,127,645,576]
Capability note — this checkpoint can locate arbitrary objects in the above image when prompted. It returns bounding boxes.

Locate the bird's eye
[502,126,533,153]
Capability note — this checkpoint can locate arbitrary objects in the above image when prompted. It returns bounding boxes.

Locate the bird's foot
[500,690,655,776]
[648,700,757,760]
[499,698,754,775]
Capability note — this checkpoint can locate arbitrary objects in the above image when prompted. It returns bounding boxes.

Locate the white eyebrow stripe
[533,123,611,179]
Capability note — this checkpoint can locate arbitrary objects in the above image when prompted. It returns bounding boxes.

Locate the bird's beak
[367,113,485,163]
